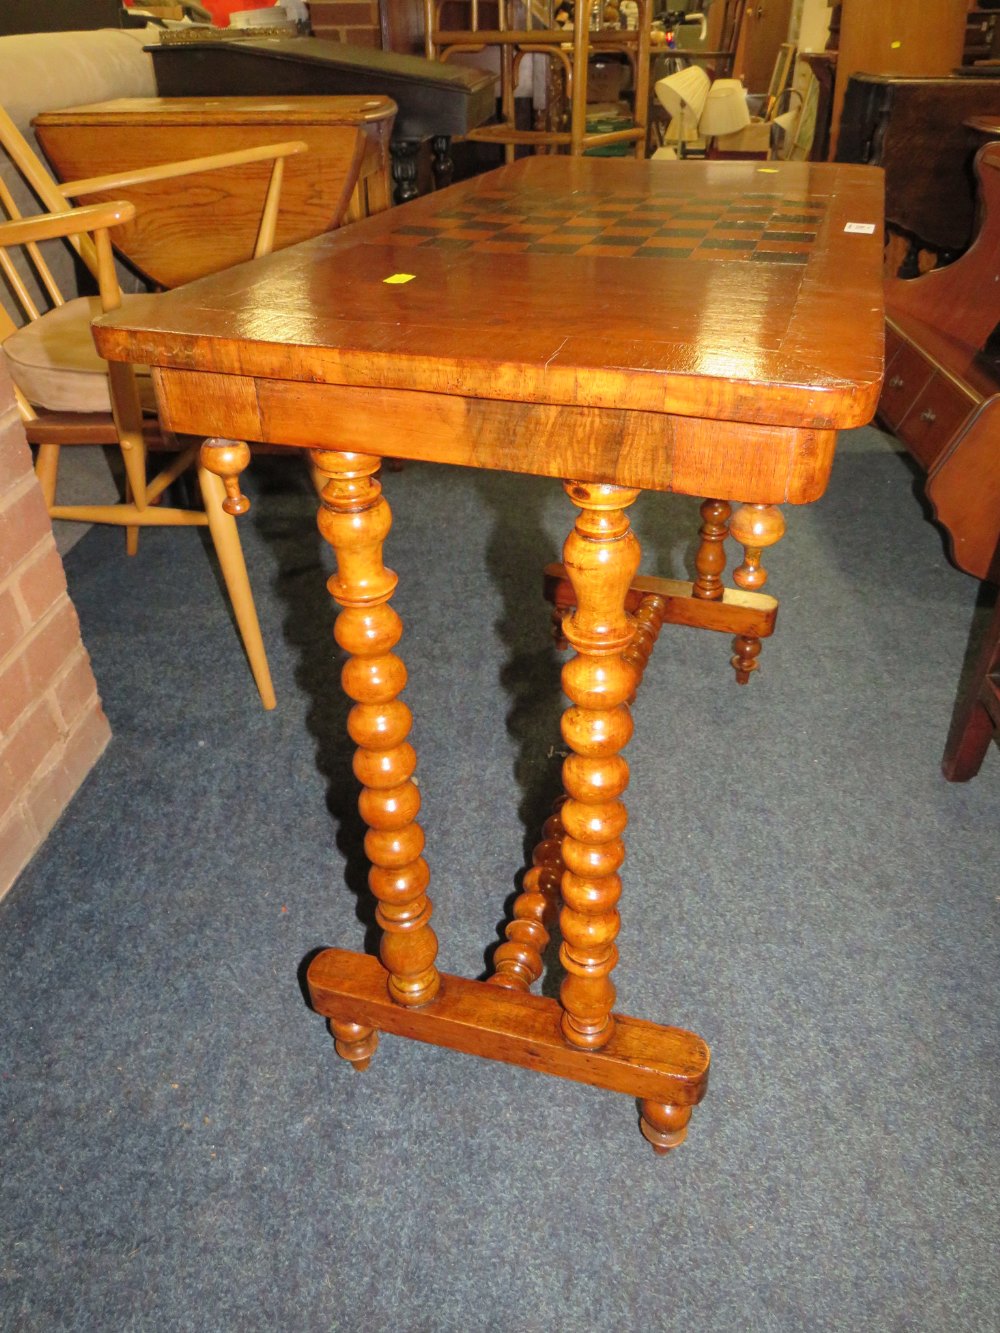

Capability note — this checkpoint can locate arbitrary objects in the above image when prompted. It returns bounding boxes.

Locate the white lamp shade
[654,65,711,129]
[772,109,799,135]
[698,79,752,137]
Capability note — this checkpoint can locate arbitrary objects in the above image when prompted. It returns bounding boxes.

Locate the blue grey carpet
[1,427,997,1331]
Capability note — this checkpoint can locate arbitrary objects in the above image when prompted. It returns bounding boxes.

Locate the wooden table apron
[94,156,885,1154]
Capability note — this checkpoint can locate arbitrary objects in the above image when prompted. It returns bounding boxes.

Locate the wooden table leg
[488,799,564,992]
[306,465,709,1152]
[692,498,731,602]
[556,479,641,1051]
[431,135,454,190]
[315,448,440,1064]
[557,481,695,1147]
[390,140,420,204]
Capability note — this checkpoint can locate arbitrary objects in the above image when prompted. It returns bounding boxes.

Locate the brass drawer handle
[920,408,937,424]
[888,375,904,389]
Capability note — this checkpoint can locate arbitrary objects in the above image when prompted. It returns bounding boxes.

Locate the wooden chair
[0,121,308,710]
[424,0,652,160]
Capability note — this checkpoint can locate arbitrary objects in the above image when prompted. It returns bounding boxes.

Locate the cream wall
[794,0,834,53]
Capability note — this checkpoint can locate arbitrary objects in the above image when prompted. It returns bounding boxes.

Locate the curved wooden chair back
[0,114,309,709]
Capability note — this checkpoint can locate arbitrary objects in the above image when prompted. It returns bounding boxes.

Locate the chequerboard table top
[94,156,885,431]
[383,181,827,263]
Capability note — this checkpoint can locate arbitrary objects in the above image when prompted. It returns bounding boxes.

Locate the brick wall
[307,0,382,46]
[0,361,111,899]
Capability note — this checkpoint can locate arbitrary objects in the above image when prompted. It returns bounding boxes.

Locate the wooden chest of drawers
[880,320,983,471]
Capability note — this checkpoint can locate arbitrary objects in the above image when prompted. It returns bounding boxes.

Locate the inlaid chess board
[375,184,828,264]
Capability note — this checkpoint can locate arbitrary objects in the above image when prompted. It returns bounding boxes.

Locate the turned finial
[199,438,252,516]
[728,503,785,684]
[730,503,785,591]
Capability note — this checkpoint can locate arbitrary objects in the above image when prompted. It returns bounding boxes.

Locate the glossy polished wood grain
[36,95,396,289]
[91,156,885,1155]
[94,157,884,502]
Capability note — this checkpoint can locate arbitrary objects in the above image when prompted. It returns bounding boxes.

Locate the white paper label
[844,222,876,234]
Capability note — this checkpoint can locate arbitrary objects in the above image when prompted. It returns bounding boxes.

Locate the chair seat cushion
[2,293,152,415]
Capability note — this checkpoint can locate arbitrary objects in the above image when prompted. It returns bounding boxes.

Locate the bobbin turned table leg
[315,449,440,1066]
[557,480,641,1051]
[306,466,710,1153]
[488,798,565,992]
[692,499,731,603]
[330,1019,379,1072]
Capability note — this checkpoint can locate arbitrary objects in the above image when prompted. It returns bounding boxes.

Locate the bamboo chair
[0,131,308,711]
[425,0,652,161]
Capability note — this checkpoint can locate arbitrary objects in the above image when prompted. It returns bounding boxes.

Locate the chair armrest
[0,200,135,247]
[59,140,309,199]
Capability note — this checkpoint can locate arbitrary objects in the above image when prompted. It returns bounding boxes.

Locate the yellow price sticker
[757,167,780,173]
[384,273,416,285]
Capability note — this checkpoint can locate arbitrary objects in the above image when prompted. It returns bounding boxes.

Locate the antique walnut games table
[94,157,884,1154]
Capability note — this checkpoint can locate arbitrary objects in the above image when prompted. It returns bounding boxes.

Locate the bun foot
[330,1019,379,1071]
[639,1100,692,1155]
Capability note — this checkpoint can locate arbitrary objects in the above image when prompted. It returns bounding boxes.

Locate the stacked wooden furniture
[423,0,651,159]
[34,95,397,289]
[877,141,1000,778]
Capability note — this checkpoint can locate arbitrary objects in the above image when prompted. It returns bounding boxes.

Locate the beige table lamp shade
[654,65,710,143]
[699,78,752,138]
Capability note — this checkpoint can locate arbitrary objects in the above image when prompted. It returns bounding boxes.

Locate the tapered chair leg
[34,443,60,506]
[123,476,140,557]
[197,464,276,711]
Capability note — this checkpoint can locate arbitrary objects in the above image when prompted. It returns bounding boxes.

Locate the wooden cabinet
[882,320,979,471]
[880,337,934,431]
[880,322,987,474]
